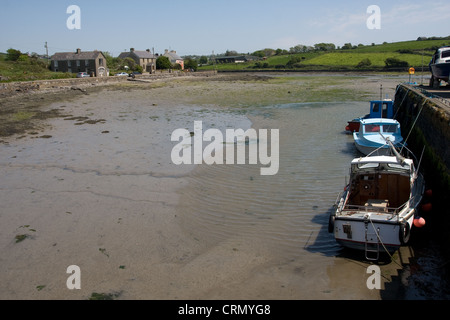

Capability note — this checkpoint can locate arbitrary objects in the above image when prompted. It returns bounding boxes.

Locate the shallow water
[1,81,449,300]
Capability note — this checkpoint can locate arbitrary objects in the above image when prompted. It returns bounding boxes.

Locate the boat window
[365,124,380,133]
[382,124,398,133]
[387,163,410,171]
[382,103,388,118]
[442,51,450,59]
[372,103,380,113]
[357,163,379,169]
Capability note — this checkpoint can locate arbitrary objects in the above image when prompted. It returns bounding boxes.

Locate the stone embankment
[0,70,217,97]
[394,84,450,249]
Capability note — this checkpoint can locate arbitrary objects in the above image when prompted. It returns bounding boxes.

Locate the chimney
[76,48,81,54]
[130,48,135,52]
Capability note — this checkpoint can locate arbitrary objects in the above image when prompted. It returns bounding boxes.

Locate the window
[85,60,89,66]
[372,103,379,113]
[76,60,80,67]
[442,50,450,59]
[383,124,398,133]
[382,103,388,117]
[365,124,380,133]
[99,58,103,66]
[68,60,72,67]
[54,60,58,68]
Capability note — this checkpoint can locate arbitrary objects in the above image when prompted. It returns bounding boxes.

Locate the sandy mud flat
[1,73,447,300]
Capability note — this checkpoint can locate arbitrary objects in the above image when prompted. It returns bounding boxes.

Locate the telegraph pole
[45,42,49,66]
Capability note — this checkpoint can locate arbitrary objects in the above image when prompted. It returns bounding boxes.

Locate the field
[199,38,450,72]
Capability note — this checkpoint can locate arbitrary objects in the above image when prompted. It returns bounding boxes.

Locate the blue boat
[345,99,394,132]
[353,118,405,156]
[429,46,450,87]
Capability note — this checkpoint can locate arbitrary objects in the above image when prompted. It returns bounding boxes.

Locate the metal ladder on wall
[365,221,380,261]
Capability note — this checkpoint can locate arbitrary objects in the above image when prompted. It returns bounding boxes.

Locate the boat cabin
[359,119,401,135]
[430,46,450,65]
[346,157,413,212]
[369,100,394,119]
[345,99,394,132]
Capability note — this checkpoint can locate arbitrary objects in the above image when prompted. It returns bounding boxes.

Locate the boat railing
[340,201,409,217]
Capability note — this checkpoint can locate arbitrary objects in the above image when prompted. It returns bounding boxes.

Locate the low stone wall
[394,84,450,246]
[0,70,217,96]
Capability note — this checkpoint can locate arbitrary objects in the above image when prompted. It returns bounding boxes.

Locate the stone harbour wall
[394,84,450,248]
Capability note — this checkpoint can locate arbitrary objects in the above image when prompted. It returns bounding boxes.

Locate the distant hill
[199,38,450,72]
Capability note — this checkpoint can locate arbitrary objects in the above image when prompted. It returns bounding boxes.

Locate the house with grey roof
[50,49,108,77]
[119,48,156,73]
[163,49,184,70]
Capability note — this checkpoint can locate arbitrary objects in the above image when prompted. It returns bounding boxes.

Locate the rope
[368,216,450,273]
[394,87,410,119]
[400,100,424,154]
[368,215,403,268]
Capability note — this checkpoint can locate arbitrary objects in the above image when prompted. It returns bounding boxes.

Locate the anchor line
[368,216,404,268]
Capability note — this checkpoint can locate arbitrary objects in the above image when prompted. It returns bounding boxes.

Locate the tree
[225,50,238,56]
[342,43,353,50]
[314,43,336,51]
[199,56,208,64]
[156,56,172,70]
[286,56,301,68]
[184,58,198,71]
[289,44,312,54]
[6,48,22,61]
[123,57,136,70]
[356,58,372,68]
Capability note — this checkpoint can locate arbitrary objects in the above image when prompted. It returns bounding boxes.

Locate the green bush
[6,48,22,61]
[356,58,372,68]
[384,57,409,69]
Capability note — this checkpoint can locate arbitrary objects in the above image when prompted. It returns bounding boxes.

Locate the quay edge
[394,84,450,254]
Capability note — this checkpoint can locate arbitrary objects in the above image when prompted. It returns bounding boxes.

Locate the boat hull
[353,132,404,156]
[346,119,362,132]
[430,63,450,82]
[354,141,392,156]
[332,214,414,253]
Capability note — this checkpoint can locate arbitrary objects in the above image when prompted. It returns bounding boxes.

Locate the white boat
[328,143,425,260]
[353,118,405,156]
[429,46,450,87]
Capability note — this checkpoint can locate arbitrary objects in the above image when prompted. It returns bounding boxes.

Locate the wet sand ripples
[177,102,361,260]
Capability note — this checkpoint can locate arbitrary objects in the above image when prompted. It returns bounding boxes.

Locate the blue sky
[1,0,450,57]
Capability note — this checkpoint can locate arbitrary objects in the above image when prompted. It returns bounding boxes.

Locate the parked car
[76,72,90,78]
[129,71,142,77]
[115,72,128,76]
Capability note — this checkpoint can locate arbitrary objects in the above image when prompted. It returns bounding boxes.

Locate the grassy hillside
[302,52,426,67]
[199,38,450,72]
[0,59,75,82]
[347,39,450,53]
